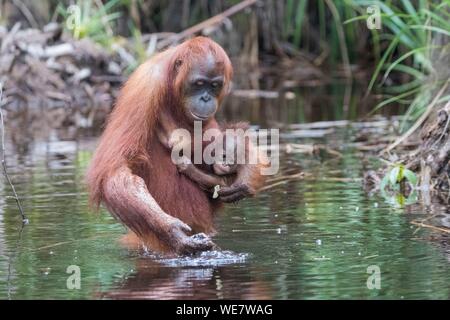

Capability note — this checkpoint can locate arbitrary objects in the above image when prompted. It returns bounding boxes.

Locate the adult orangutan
[86,37,266,254]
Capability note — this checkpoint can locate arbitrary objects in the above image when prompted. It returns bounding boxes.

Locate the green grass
[346,0,450,131]
[55,0,122,47]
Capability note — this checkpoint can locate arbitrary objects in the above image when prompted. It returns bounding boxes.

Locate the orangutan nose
[200,94,211,102]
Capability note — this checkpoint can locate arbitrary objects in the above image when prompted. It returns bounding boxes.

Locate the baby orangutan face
[212,131,242,176]
[213,161,238,175]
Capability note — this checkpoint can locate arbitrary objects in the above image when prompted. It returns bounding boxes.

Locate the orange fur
[86,37,265,253]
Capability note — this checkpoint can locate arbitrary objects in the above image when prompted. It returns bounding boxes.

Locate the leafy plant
[379,163,418,207]
[380,163,417,191]
[346,0,450,131]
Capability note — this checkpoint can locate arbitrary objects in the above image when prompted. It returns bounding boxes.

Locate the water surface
[0,124,449,299]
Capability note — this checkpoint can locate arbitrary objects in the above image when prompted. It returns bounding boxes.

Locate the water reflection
[102,257,272,300]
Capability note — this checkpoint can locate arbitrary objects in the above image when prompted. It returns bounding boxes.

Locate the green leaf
[370,86,423,114]
[403,169,418,185]
[381,46,430,84]
[410,25,450,37]
[395,193,406,207]
[397,164,404,182]
[367,37,400,94]
[390,167,400,186]
[380,174,389,191]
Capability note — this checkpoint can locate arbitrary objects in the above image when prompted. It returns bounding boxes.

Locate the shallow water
[0,123,449,300]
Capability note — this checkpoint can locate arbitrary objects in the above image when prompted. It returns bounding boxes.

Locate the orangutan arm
[218,141,268,203]
[176,156,228,192]
[157,110,192,151]
[157,111,179,149]
[103,166,215,254]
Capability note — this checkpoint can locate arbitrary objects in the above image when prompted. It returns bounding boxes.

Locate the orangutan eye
[195,80,204,87]
[211,81,223,89]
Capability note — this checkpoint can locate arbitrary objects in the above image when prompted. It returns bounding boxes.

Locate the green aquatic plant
[379,164,418,207]
[380,163,417,191]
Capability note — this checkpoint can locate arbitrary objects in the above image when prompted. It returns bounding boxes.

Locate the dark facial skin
[183,62,225,121]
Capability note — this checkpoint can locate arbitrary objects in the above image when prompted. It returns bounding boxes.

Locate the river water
[0,82,449,299]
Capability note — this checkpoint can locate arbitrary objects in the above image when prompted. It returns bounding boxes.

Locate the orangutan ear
[226,80,233,95]
[174,59,183,73]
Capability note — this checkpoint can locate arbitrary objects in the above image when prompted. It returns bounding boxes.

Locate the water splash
[153,250,250,267]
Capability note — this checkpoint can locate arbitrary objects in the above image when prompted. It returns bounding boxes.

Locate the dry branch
[157,0,258,48]
[0,82,27,223]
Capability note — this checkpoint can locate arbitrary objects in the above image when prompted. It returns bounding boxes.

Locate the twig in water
[0,83,28,224]
[261,172,305,191]
[411,220,450,234]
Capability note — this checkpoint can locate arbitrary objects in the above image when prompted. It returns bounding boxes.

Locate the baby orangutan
[157,114,249,196]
